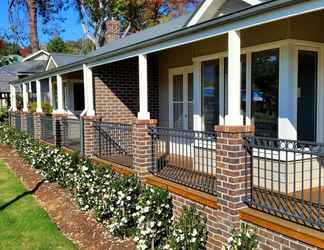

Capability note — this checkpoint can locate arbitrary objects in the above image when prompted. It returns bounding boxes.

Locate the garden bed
[0,144,135,250]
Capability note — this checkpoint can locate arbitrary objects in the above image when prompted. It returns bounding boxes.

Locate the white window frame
[191,38,324,142]
[168,66,193,129]
[293,44,323,142]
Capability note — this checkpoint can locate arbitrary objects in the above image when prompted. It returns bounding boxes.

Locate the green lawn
[0,160,77,250]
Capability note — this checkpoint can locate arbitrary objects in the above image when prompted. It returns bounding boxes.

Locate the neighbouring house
[3,50,84,116]
[8,0,324,249]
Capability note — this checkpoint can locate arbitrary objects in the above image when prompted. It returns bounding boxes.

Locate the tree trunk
[26,0,39,52]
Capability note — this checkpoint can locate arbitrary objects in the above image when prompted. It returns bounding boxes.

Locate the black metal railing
[26,113,34,137]
[40,115,54,144]
[93,121,133,167]
[149,127,218,195]
[244,136,324,231]
[15,112,21,130]
[62,118,81,152]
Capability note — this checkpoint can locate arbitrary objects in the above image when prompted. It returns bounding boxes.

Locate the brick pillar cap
[52,113,68,117]
[134,119,158,125]
[215,125,255,133]
[81,115,102,121]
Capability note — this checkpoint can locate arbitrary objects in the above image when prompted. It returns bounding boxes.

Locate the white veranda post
[225,30,243,126]
[10,84,17,111]
[138,54,150,120]
[56,74,64,113]
[83,64,95,116]
[36,79,42,113]
[22,82,28,112]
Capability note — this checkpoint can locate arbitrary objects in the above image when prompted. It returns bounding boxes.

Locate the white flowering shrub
[164,206,207,250]
[93,166,117,221]
[106,175,140,237]
[224,223,258,250]
[0,125,212,250]
[134,187,172,250]
[74,158,100,210]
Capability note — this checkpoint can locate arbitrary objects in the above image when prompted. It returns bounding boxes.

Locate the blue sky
[0,2,84,45]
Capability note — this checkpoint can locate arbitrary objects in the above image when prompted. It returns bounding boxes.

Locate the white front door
[169,67,193,130]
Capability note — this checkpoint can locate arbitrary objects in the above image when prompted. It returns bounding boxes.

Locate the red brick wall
[34,113,42,139]
[21,112,28,132]
[133,119,157,178]
[243,222,320,250]
[93,54,159,124]
[104,20,120,44]
[171,193,221,250]
[214,125,254,245]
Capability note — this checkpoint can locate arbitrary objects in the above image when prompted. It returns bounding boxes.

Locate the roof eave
[11,0,308,85]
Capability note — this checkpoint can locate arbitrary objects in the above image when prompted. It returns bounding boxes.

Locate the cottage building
[9,0,324,248]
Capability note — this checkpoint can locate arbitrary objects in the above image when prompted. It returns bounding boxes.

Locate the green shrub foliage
[0,124,210,249]
[134,187,172,250]
[225,223,258,250]
[165,206,207,250]
[29,101,53,114]
[107,175,141,237]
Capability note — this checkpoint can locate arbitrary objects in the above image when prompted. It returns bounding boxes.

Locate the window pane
[297,50,317,141]
[74,83,85,111]
[173,75,183,102]
[201,60,219,132]
[173,75,184,129]
[173,103,183,129]
[251,49,279,138]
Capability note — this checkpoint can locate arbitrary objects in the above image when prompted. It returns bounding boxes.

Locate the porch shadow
[0,179,45,211]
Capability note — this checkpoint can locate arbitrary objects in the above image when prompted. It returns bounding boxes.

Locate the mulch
[0,144,136,250]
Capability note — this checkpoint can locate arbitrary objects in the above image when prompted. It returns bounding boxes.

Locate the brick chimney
[105,20,121,44]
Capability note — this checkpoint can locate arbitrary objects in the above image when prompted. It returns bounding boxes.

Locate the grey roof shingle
[0,60,47,92]
[87,14,191,58]
[0,60,47,74]
[50,53,85,66]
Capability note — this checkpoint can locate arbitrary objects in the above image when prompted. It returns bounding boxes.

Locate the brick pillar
[214,125,254,246]
[21,112,28,132]
[133,119,157,179]
[9,111,16,128]
[34,113,43,139]
[82,116,101,157]
[52,114,67,146]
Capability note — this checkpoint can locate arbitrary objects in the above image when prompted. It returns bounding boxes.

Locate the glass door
[171,70,193,130]
[297,50,318,142]
[201,59,220,132]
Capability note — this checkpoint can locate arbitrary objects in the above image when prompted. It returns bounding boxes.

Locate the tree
[47,37,74,53]
[8,0,67,52]
[74,0,200,48]
[0,38,21,66]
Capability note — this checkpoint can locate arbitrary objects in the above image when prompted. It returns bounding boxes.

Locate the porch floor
[252,187,324,230]
[96,153,133,168]
[152,153,217,195]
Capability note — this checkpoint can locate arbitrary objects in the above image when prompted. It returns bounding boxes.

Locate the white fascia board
[89,0,324,68]
[45,56,58,71]
[22,50,50,62]
[187,0,261,27]
[242,0,262,5]
[187,0,216,26]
